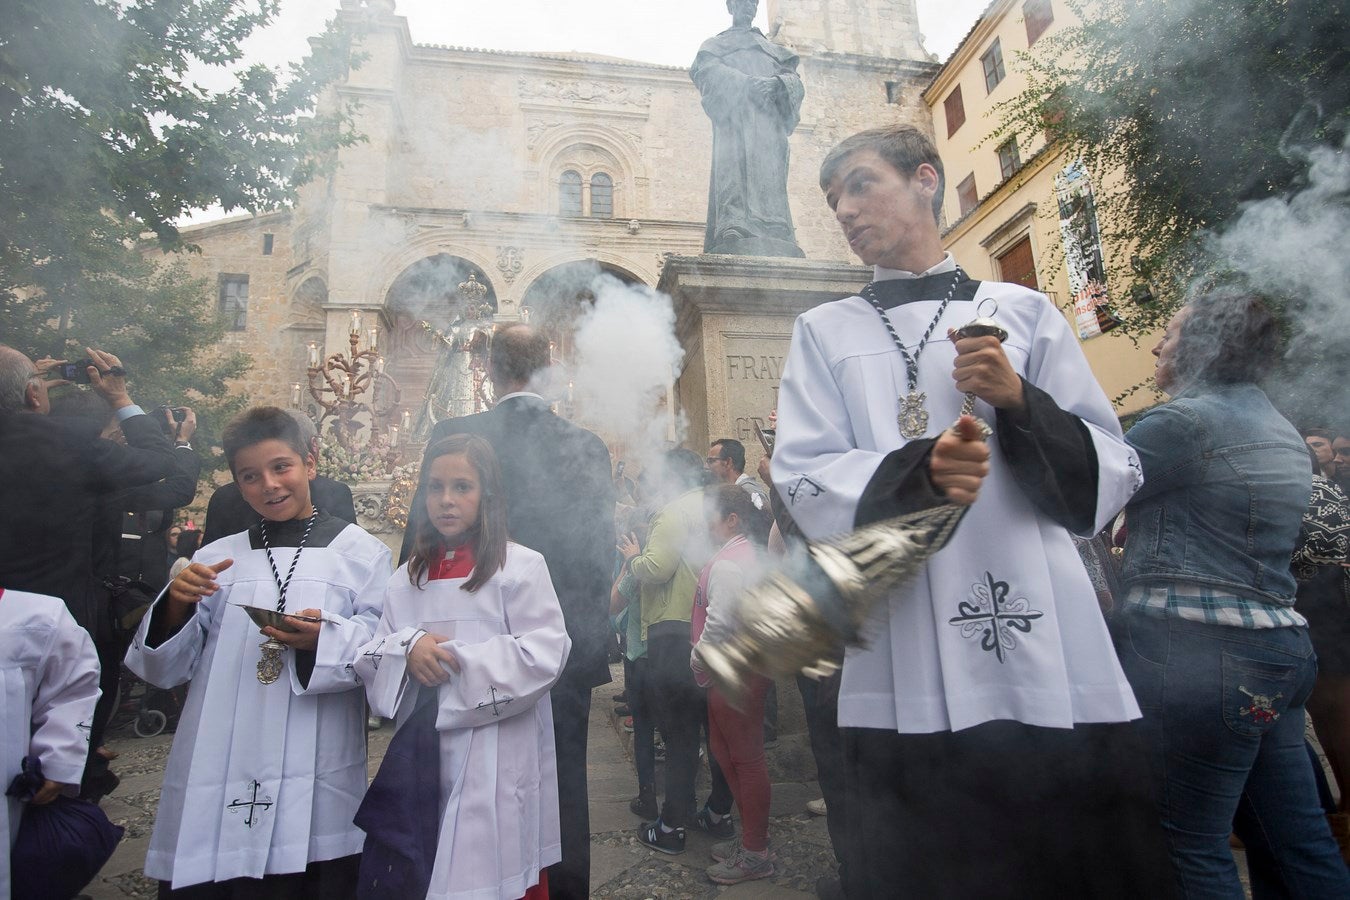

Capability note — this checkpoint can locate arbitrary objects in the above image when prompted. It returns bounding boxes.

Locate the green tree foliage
[0,0,362,465]
[29,256,253,460]
[998,0,1349,332]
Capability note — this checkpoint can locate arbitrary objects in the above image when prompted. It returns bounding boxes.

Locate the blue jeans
[1115,611,1350,898]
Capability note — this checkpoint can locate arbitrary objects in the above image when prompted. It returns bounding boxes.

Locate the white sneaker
[806,798,827,816]
[707,846,775,885]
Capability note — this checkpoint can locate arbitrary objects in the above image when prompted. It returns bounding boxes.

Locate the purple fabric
[7,757,124,900]
[354,690,443,899]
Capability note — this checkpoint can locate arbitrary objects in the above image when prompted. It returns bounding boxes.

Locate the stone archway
[383,254,499,435]
[520,259,643,363]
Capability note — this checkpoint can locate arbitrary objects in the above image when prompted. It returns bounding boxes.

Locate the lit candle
[401,409,411,430]
[350,310,362,335]
[290,383,301,407]
[567,380,575,404]
[375,355,385,374]
[345,371,353,392]
[521,307,531,324]
[367,327,378,351]
[307,341,319,368]
[389,425,400,445]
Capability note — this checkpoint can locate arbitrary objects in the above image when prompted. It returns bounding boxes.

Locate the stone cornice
[659,255,870,343]
[405,43,694,83]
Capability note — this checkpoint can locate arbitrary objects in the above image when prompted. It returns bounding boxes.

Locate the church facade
[166,0,938,429]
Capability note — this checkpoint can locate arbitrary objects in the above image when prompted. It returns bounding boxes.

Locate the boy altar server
[771,126,1173,897]
[126,407,390,897]
[1,588,102,898]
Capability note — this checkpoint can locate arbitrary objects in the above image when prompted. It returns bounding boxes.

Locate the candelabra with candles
[299,310,403,453]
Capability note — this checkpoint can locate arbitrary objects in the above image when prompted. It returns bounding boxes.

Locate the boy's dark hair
[1302,427,1335,442]
[408,434,508,593]
[1173,291,1282,387]
[221,406,310,472]
[489,324,551,389]
[819,125,946,223]
[710,438,746,474]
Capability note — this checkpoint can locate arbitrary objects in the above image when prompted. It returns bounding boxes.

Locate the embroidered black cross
[76,720,92,742]
[362,639,386,671]
[787,475,825,505]
[227,780,275,828]
[475,685,514,717]
[948,571,1043,663]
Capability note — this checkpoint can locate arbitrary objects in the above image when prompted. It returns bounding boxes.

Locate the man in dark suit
[401,324,615,900]
[201,408,357,545]
[0,345,177,629]
[1,345,179,798]
[47,389,204,799]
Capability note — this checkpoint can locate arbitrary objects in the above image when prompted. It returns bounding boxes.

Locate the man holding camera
[0,345,177,622]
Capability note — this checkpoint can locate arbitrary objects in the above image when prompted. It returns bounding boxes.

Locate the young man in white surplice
[0,588,102,899]
[771,125,1174,898]
[125,407,390,897]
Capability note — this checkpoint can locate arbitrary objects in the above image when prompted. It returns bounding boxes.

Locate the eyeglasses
[705,456,726,464]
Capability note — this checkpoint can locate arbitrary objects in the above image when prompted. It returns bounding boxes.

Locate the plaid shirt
[1124,583,1306,630]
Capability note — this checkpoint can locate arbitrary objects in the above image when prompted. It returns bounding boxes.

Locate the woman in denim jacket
[1116,291,1350,898]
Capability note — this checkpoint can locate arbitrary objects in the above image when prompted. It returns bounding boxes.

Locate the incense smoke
[563,273,687,476]
[1203,131,1350,424]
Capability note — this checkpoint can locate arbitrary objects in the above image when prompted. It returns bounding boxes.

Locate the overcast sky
[244,1,990,72]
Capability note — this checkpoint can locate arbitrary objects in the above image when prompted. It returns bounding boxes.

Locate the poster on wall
[1055,160,1120,340]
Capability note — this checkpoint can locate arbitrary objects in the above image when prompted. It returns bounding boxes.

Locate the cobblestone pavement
[84,664,837,899]
[82,660,1289,898]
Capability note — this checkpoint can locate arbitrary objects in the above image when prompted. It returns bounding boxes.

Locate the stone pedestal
[659,253,869,781]
[658,253,869,474]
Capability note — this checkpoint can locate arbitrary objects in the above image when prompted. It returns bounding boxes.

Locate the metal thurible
[695,503,968,707]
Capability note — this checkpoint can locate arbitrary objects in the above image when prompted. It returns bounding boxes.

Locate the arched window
[590,173,613,218]
[559,170,583,216]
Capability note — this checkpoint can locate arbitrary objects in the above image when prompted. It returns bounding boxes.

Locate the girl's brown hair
[407,434,509,592]
[706,484,769,546]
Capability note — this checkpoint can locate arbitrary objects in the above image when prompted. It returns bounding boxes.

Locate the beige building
[169,0,939,439]
[922,0,1158,413]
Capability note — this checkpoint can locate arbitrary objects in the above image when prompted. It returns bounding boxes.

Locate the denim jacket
[1121,383,1311,605]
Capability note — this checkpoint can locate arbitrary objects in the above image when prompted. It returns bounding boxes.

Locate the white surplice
[355,544,570,900]
[124,523,391,889]
[773,271,1144,734]
[0,589,101,899]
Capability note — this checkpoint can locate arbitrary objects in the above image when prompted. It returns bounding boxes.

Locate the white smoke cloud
[563,274,687,472]
[1202,131,1350,423]
[1206,132,1350,336]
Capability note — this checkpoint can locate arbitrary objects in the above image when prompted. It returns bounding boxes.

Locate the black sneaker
[637,819,686,855]
[693,805,736,838]
[629,786,657,819]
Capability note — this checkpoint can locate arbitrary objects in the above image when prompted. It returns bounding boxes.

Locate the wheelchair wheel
[134,708,168,738]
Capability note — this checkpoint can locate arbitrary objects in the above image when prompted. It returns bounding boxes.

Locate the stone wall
[768,0,928,61]
[171,212,307,410]
[160,4,938,421]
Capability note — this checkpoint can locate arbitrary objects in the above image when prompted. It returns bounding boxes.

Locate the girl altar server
[126,407,391,897]
[355,434,570,900]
